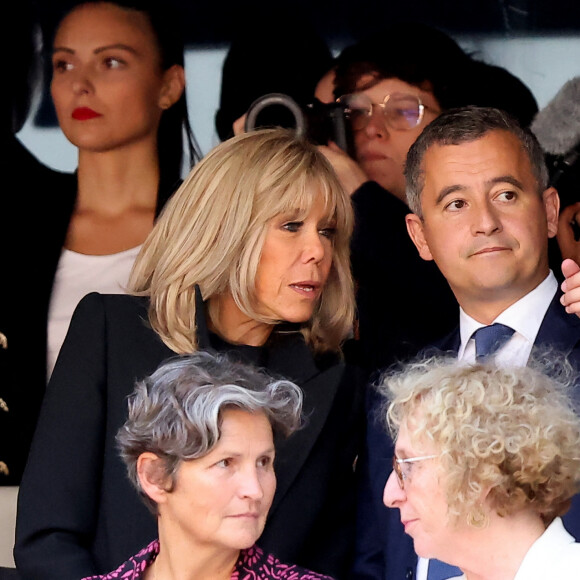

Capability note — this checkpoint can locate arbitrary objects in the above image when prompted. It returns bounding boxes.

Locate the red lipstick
[72,107,102,120]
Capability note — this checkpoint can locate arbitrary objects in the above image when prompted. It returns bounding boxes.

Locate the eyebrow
[53,43,139,56]
[217,446,276,456]
[435,175,525,205]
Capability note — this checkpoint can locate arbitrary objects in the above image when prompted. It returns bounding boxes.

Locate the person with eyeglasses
[317,23,541,374]
[379,352,580,580]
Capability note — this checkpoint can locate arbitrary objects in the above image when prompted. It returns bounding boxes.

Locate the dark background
[170,0,580,46]
[34,0,580,48]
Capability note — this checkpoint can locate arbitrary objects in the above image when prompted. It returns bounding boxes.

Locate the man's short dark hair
[405,105,549,216]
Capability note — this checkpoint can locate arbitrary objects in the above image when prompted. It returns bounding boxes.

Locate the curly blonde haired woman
[381,352,580,580]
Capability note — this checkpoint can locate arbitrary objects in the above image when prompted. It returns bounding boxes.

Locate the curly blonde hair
[380,350,580,527]
[129,128,354,355]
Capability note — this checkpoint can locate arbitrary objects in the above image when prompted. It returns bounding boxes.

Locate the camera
[244,93,354,156]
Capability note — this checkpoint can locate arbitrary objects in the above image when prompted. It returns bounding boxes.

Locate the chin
[412,537,437,561]
[229,532,263,551]
[277,309,315,324]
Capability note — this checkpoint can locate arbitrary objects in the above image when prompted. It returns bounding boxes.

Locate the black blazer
[0,137,76,485]
[0,159,179,486]
[350,290,580,580]
[15,292,367,579]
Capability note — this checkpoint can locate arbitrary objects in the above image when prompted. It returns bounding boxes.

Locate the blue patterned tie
[472,323,514,361]
[427,558,462,580]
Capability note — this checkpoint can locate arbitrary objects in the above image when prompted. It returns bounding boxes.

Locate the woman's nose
[239,468,265,500]
[302,230,326,264]
[364,106,389,139]
[70,68,94,96]
[383,469,405,507]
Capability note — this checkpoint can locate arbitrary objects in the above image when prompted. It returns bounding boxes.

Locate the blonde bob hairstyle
[129,128,355,355]
[379,351,580,528]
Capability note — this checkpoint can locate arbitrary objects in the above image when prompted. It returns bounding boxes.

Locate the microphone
[530,76,580,156]
[531,77,580,242]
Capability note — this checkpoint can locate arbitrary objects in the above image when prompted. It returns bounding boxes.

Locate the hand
[318,142,369,196]
[556,202,580,262]
[560,258,580,317]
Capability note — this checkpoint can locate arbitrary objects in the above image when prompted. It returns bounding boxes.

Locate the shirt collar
[458,271,558,359]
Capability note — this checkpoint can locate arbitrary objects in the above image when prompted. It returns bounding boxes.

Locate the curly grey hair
[117,350,303,512]
[379,349,580,527]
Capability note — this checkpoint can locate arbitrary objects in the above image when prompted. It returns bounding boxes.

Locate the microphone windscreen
[530,77,580,156]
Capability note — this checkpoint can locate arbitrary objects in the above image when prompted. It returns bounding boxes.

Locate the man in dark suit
[352,106,580,580]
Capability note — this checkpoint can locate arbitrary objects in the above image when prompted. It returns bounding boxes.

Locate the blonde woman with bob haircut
[381,351,580,580]
[16,128,368,580]
[129,127,354,355]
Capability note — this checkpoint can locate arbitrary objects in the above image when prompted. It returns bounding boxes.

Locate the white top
[446,517,580,580]
[47,246,141,378]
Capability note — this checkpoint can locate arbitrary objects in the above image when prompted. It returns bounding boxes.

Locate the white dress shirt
[457,271,558,366]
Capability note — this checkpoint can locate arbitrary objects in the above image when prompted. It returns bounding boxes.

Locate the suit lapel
[266,333,344,515]
[535,291,580,352]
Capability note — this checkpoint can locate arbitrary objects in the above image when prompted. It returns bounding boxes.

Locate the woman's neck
[208,293,274,347]
[76,144,160,213]
[66,144,161,254]
[152,526,240,580]
[455,509,546,580]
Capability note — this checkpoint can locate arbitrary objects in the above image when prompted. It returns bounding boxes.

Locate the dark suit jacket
[15,292,367,580]
[351,290,580,580]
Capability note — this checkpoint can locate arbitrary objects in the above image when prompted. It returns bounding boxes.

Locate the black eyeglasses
[337,92,426,132]
[392,454,438,490]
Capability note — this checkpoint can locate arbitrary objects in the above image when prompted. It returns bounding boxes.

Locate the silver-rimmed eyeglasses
[337,92,425,131]
[393,454,439,490]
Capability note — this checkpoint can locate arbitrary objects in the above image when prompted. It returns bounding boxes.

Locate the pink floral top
[81,539,335,579]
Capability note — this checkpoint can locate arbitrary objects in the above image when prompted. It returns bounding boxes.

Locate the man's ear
[405,213,434,261]
[543,186,560,239]
[158,64,186,111]
[137,452,170,505]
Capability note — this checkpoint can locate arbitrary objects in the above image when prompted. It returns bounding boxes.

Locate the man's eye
[445,199,466,211]
[497,191,517,201]
[215,458,231,468]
